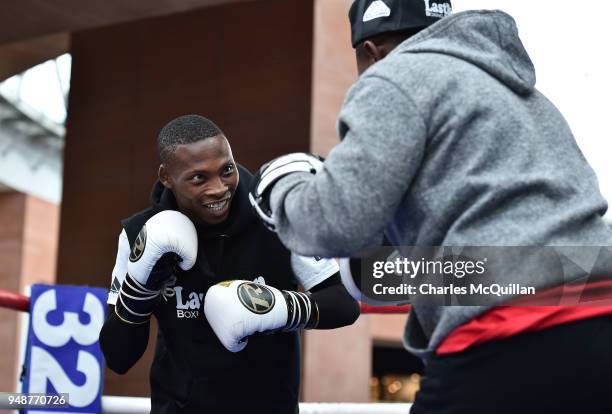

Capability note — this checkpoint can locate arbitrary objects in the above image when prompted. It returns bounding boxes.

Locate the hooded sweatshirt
[269,10,612,359]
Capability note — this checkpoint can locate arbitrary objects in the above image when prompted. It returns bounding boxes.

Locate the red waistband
[437,278,612,355]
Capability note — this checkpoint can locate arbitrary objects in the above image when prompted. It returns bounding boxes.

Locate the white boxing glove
[116,210,198,324]
[127,210,198,286]
[204,280,316,352]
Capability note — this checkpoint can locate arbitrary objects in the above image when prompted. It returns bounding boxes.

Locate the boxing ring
[0,288,413,413]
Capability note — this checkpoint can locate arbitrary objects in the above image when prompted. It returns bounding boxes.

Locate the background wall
[0,192,59,392]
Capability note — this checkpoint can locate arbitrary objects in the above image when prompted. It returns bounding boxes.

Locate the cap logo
[423,1,452,18]
[363,1,391,22]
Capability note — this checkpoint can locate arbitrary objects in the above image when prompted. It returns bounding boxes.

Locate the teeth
[205,199,228,211]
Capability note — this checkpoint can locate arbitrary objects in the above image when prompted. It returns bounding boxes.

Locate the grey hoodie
[270,10,612,359]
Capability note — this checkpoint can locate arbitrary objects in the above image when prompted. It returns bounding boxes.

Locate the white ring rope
[100,396,412,414]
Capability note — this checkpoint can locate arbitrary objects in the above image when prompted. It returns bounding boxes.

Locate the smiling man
[99,114,359,414]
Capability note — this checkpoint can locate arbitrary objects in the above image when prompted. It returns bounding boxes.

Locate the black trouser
[411,315,612,414]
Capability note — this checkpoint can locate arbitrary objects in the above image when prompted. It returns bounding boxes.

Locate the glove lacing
[118,273,177,319]
[161,275,177,301]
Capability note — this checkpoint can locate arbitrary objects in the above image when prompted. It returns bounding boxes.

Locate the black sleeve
[99,306,150,374]
[308,273,361,329]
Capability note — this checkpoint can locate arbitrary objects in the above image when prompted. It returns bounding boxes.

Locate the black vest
[122,165,300,414]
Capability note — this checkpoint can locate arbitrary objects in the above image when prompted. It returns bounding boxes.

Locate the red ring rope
[0,289,410,315]
[0,289,29,312]
[360,303,410,314]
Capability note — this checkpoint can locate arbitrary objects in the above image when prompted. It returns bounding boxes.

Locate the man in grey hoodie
[250,0,612,412]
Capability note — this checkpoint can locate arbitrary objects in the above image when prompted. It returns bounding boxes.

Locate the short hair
[157,114,223,164]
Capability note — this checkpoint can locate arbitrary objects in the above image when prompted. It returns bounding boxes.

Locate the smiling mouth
[203,197,231,212]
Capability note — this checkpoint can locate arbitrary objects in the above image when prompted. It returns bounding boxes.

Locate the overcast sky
[0,54,70,124]
[453,1,612,217]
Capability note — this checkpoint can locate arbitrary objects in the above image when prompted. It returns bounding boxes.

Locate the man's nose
[207,176,228,197]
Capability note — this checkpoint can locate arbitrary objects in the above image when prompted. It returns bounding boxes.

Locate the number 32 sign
[22,284,107,413]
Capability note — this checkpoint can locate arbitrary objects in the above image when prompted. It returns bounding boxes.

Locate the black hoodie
[120,165,301,414]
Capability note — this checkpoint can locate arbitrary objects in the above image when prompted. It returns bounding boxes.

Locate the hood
[149,163,256,238]
[396,10,536,95]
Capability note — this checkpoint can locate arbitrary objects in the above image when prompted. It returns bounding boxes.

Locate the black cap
[349,0,452,47]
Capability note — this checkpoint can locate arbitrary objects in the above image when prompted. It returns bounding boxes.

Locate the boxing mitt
[249,153,324,231]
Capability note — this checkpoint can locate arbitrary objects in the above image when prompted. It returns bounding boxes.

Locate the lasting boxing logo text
[174,286,204,318]
[423,0,451,18]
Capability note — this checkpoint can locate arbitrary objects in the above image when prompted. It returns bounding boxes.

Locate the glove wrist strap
[282,291,319,331]
[115,273,162,324]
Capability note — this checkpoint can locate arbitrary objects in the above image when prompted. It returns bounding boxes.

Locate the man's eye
[223,165,235,176]
[191,174,205,183]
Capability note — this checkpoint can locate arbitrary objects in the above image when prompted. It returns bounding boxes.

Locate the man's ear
[362,40,387,63]
[159,164,172,189]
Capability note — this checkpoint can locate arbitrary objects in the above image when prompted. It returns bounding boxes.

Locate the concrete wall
[300,0,375,403]
[0,191,59,392]
[310,0,356,156]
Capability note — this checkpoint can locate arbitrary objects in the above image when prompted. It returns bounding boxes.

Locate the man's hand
[249,153,324,232]
[204,280,316,352]
[115,211,198,324]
